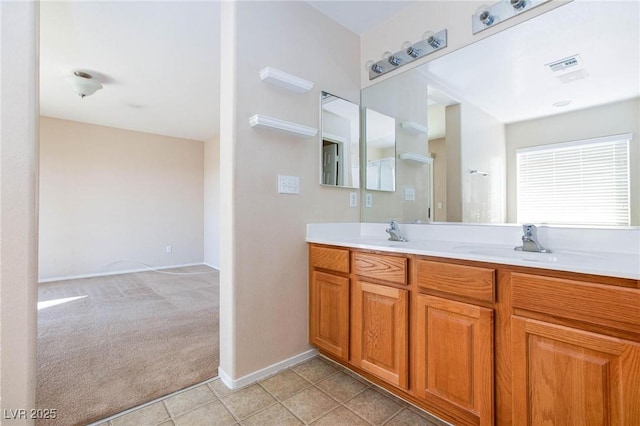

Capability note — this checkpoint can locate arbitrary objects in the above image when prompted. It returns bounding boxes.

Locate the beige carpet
[36,265,219,426]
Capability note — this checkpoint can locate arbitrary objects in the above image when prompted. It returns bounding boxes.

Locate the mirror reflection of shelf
[400,121,429,135]
[399,152,434,164]
[249,114,318,138]
[259,67,314,93]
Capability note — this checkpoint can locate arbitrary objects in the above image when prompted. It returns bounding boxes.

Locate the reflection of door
[366,158,395,190]
[323,142,339,185]
[379,158,395,191]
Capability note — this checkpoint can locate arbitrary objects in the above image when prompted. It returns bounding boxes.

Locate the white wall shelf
[400,121,429,135]
[249,114,318,138]
[399,152,434,164]
[259,67,314,93]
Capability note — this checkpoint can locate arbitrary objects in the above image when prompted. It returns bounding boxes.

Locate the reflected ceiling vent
[546,54,583,73]
[546,54,588,84]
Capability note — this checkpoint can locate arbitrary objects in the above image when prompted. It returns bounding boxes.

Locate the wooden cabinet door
[351,280,408,389]
[309,271,349,360]
[413,294,494,426]
[512,316,640,426]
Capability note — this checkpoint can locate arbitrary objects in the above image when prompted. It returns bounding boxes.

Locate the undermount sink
[451,245,605,264]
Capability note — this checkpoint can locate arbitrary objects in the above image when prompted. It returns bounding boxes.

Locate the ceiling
[43,1,633,142]
[40,1,221,141]
[306,1,413,35]
[39,1,413,142]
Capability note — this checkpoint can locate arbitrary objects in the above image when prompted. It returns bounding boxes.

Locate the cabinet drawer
[354,252,407,285]
[310,246,349,273]
[511,273,640,335]
[416,260,495,303]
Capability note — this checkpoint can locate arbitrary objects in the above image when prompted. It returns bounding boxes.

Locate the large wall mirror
[361,0,639,226]
[320,92,360,188]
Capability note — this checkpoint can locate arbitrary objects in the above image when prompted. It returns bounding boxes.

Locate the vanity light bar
[367,29,448,80]
[472,0,551,35]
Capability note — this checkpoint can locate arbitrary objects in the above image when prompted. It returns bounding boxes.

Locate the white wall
[506,98,640,225]
[429,137,447,222]
[361,68,431,223]
[0,1,38,421]
[39,117,205,280]
[204,135,221,269]
[219,1,360,381]
[460,102,506,223]
[445,104,463,221]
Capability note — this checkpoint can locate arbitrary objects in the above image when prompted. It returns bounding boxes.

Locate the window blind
[516,134,631,226]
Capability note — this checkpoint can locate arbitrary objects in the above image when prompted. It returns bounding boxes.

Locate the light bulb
[366,60,384,74]
[402,41,420,58]
[422,31,435,41]
[365,60,374,72]
[422,31,442,49]
[476,5,496,27]
[510,0,527,10]
[382,51,400,66]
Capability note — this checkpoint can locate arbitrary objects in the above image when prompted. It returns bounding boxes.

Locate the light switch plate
[278,175,300,194]
[365,193,373,208]
[350,192,358,207]
[404,187,415,201]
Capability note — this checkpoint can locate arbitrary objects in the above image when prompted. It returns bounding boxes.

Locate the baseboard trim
[218,348,318,390]
[203,262,220,271]
[38,262,209,283]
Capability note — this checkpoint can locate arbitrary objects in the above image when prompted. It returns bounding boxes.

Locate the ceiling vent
[546,54,583,73]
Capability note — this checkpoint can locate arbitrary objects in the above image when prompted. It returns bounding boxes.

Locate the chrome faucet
[386,220,408,242]
[515,224,551,253]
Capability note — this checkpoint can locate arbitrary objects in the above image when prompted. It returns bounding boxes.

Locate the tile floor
[95,356,450,426]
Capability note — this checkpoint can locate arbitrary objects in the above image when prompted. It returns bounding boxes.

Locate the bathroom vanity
[307,225,640,426]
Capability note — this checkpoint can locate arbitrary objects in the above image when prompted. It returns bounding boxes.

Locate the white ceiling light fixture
[64,71,103,98]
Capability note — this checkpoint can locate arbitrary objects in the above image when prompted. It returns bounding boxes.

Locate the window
[516,134,631,226]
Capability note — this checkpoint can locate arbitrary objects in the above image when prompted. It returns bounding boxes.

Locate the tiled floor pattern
[97,357,450,426]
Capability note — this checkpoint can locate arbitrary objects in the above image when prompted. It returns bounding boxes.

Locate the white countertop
[307,223,640,280]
